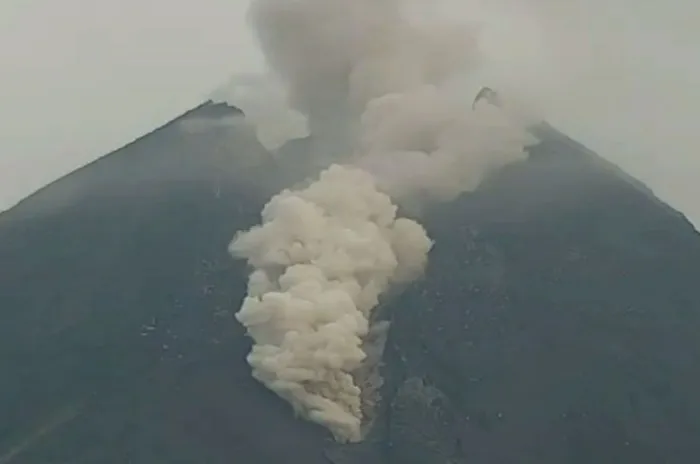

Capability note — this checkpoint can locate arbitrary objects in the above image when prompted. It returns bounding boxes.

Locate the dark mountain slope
[1,101,700,463]
[376,134,700,463]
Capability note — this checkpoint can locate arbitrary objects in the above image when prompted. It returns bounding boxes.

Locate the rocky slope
[1,102,699,463]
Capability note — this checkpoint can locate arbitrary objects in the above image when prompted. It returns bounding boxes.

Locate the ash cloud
[228,0,535,442]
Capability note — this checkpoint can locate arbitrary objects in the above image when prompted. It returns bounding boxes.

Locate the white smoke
[230,165,432,442]
[355,84,536,203]
[229,0,537,442]
[210,74,309,151]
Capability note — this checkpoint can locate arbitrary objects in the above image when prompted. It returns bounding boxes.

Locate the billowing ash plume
[230,166,431,441]
[229,0,537,442]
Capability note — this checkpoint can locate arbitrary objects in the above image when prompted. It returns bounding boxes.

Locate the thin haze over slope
[228,0,535,442]
[429,0,700,226]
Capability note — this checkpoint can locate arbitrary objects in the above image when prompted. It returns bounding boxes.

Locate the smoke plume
[229,0,537,442]
[230,165,431,441]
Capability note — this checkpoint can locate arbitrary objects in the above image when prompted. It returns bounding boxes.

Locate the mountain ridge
[1,100,700,463]
[0,101,244,225]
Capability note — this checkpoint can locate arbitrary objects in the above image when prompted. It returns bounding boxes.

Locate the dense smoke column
[228,0,536,442]
[230,165,432,441]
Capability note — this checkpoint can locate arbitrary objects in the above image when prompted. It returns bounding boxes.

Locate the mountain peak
[1,102,700,463]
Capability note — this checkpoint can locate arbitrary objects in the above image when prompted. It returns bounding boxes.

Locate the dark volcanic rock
[377,130,700,463]
[1,101,700,463]
[386,378,462,464]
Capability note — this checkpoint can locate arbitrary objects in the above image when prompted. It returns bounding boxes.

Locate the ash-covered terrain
[0,101,699,463]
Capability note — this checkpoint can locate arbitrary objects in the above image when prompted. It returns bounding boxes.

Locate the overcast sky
[0,0,263,210]
[1,0,698,225]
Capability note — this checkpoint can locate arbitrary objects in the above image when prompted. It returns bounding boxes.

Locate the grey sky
[1,0,698,226]
[0,0,262,210]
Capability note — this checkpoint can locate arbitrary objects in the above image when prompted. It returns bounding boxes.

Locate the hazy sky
[1,0,698,225]
[0,0,263,210]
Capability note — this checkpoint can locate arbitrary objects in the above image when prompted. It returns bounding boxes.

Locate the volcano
[1,101,700,464]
